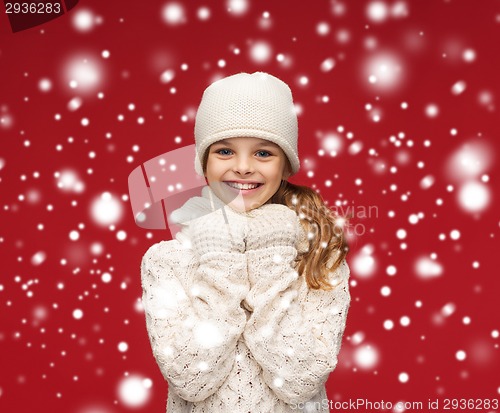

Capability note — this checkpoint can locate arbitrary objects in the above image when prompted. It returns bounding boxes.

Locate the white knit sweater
[141,187,351,413]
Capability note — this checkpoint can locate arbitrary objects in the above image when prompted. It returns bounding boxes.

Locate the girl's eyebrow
[212,139,231,146]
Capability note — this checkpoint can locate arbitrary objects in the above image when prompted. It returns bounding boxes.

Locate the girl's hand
[187,205,249,257]
[245,204,302,251]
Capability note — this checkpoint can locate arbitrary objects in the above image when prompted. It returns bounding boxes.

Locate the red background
[1,1,499,412]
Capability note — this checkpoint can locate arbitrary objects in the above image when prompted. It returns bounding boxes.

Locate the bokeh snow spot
[227,0,249,15]
[451,80,466,95]
[90,192,123,227]
[366,1,389,23]
[316,22,330,36]
[63,55,103,93]
[352,244,376,278]
[160,69,175,84]
[273,377,284,387]
[351,331,365,345]
[425,104,439,118]
[117,375,152,408]
[391,1,409,18]
[381,286,391,297]
[446,141,493,180]
[162,3,187,25]
[441,303,456,317]
[400,316,410,327]
[90,242,104,255]
[414,256,443,279]
[249,41,272,63]
[420,175,435,189]
[364,52,404,92]
[68,97,83,111]
[193,321,223,349]
[458,181,490,212]
[386,265,397,276]
[56,169,85,193]
[320,133,343,156]
[197,7,211,20]
[31,251,47,266]
[398,372,409,383]
[353,343,379,370]
[39,78,52,92]
[320,57,336,72]
[73,309,83,320]
[462,48,476,62]
[348,141,363,155]
[72,9,97,32]
[101,272,112,283]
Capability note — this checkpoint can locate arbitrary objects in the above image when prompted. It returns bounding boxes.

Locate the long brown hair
[202,151,350,291]
[267,177,350,291]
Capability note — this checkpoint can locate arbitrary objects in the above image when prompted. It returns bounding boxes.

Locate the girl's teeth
[226,182,260,190]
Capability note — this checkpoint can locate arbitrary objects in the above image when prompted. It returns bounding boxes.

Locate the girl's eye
[256,150,271,157]
[216,148,233,156]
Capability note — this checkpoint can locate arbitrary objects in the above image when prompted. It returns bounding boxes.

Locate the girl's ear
[282,168,291,180]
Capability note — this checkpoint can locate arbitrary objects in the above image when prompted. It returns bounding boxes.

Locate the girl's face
[205,137,290,212]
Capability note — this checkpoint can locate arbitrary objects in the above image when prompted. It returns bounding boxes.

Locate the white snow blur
[162,2,187,25]
[249,41,272,64]
[366,1,389,23]
[445,140,494,213]
[414,256,443,279]
[90,192,123,227]
[320,132,343,156]
[353,343,379,370]
[227,0,249,16]
[117,375,152,408]
[364,52,404,92]
[62,54,103,94]
[72,9,97,32]
[351,244,377,278]
[458,181,491,212]
[55,169,85,193]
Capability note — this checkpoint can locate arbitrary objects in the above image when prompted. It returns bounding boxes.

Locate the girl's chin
[227,199,262,213]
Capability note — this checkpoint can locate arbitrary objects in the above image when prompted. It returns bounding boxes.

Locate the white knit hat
[194,72,299,176]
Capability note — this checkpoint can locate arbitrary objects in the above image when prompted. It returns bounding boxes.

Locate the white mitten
[245,204,302,251]
[187,205,249,257]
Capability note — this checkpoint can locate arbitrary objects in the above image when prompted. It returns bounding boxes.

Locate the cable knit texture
[141,186,351,412]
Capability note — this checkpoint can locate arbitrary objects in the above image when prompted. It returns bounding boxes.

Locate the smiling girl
[141,72,351,412]
[205,137,289,213]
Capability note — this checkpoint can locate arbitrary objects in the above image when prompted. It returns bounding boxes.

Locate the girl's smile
[224,180,263,193]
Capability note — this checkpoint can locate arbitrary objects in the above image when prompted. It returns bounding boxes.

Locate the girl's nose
[233,156,254,175]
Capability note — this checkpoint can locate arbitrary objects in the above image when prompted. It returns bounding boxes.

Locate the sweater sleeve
[141,240,249,403]
[242,245,350,405]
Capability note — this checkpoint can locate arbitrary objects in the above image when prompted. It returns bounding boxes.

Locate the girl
[141,72,351,412]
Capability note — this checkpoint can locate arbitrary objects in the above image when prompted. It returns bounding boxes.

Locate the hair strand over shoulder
[268,179,350,291]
